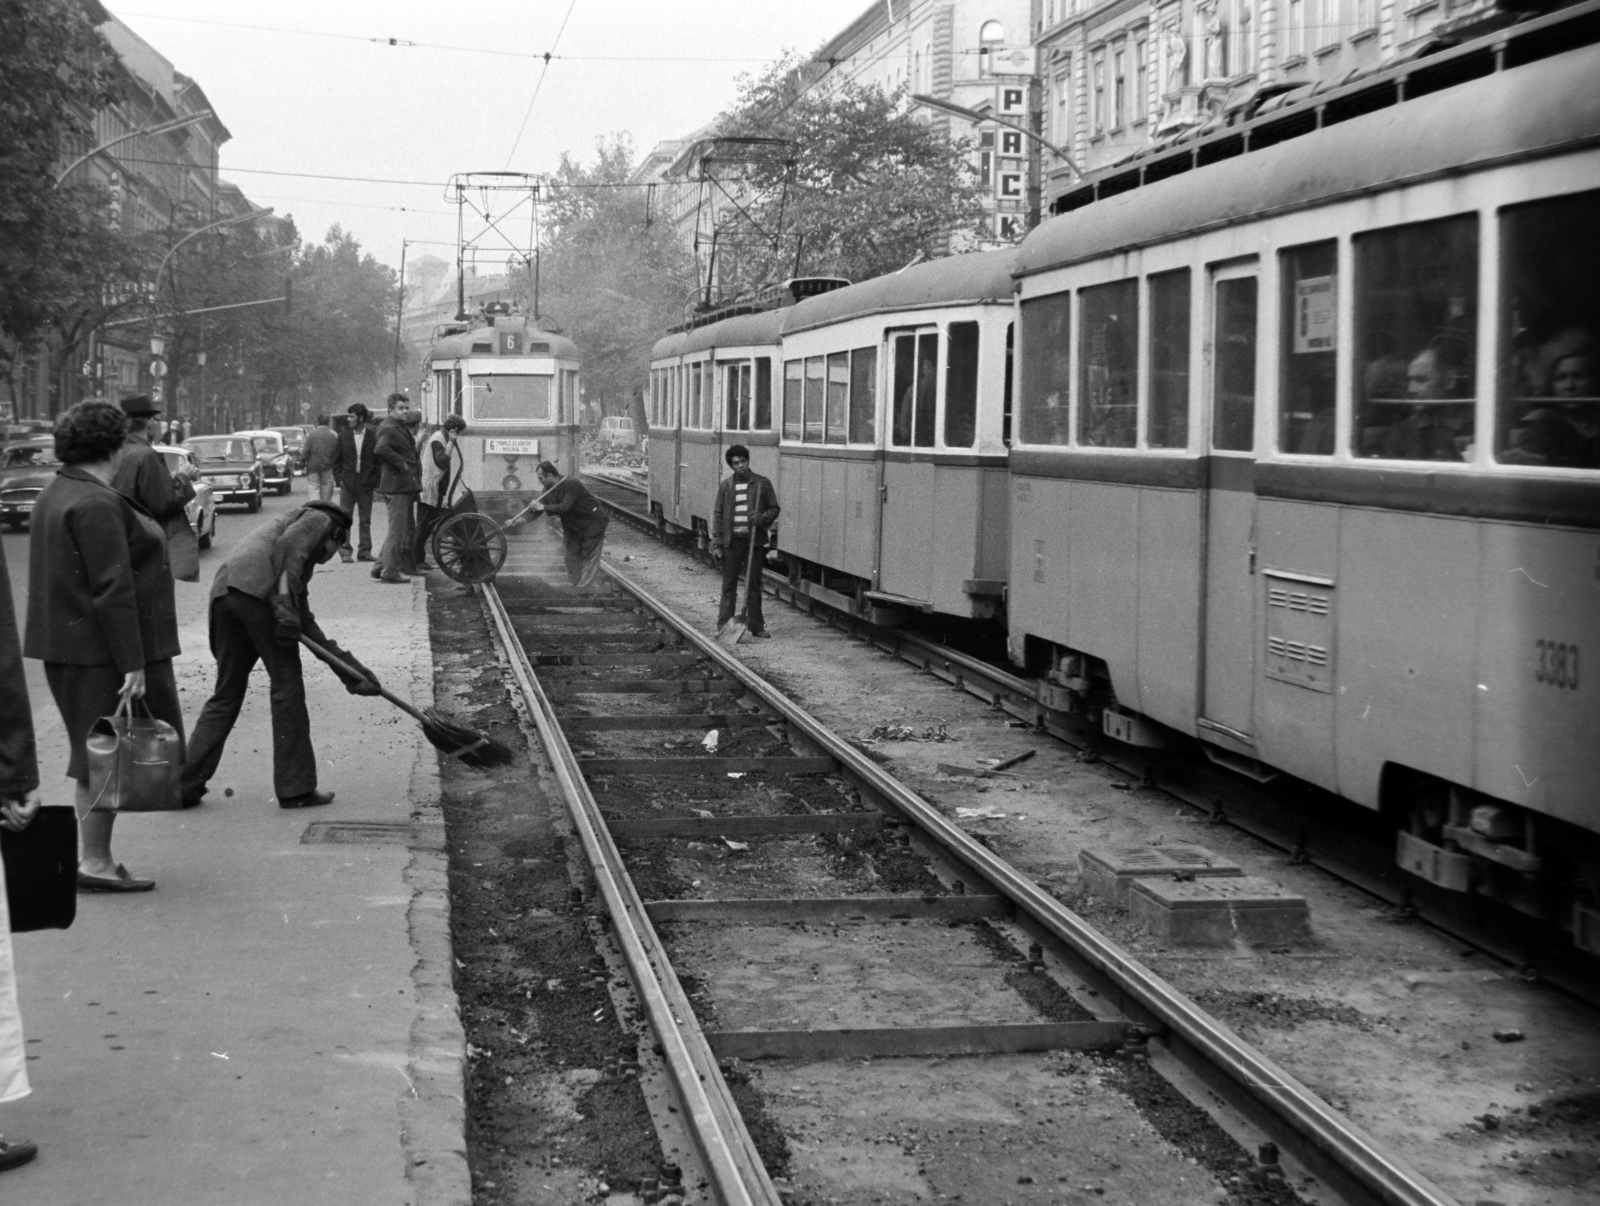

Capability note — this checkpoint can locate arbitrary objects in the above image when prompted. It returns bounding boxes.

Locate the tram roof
[427,319,579,363]
[781,249,1016,334]
[1015,41,1600,279]
[676,308,786,356]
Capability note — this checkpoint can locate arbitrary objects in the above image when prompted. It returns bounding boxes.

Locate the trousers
[379,491,416,578]
[717,533,765,633]
[182,590,317,802]
[415,501,444,567]
[308,469,337,501]
[338,483,374,557]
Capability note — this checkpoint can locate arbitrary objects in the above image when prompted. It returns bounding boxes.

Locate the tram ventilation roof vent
[527,342,550,354]
[471,342,492,353]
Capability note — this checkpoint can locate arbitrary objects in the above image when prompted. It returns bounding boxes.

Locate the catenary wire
[503,0,582,170]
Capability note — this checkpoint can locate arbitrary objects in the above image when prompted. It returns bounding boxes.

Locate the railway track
[475,553,1456,1206]
[580,471,1600,1007]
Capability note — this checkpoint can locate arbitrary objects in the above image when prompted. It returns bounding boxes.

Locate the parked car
[1,420,54,445]
[596,415,640,449]
[186,435,263,511]
[267,424,308,475]
[155,444,217,548]
[233,429,294,494]
[0,437,61,529]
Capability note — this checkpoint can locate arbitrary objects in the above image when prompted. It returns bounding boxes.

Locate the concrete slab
[1079,844,1244,905]
[3,494,467,1205]
[1127,875,1312,948]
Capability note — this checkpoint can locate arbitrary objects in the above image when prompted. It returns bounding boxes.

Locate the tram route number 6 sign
[486,438,540,456]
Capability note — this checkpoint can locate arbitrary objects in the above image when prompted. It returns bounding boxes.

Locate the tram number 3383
[1534,640,1580,690]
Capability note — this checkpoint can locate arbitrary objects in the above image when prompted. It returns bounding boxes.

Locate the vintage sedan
[0,437,60,530]
[233,429,294,495]
[267,425,309,475]
[186,435,263,511]
[155,444,217,548]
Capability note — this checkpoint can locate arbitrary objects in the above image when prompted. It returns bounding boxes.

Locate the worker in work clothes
[528,461,609,588]
[180,501,381,810]
[711,443,780,639]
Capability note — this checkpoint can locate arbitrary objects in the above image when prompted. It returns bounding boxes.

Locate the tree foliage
[710,55,987,295]
[0,0,122,359]
[534,135,697,427]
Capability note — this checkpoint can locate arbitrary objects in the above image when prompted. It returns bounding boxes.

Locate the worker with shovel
[180,501,382,810]
[713,445,780,640]
[528,461,610,589]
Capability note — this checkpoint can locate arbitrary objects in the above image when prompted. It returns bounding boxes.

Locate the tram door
[1200,263,1261,744]
[876,328,938,601]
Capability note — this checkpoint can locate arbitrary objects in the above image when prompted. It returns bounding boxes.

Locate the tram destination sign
[485,438,540,456]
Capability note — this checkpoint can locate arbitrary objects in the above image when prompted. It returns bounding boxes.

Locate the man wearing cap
[180,500,381,810]
[111,394,199,575]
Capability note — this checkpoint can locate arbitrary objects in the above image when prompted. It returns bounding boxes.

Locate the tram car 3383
[423,303,581,508]
[1007,6,1600,949]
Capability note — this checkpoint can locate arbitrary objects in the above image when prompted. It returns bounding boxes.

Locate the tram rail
[475,554,1456,1206]
[581,472,1600,1006]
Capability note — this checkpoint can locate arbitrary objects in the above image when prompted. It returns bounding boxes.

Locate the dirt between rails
[598,522,1600,1206]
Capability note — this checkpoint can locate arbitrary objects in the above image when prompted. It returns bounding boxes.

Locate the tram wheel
[432,512,508,584]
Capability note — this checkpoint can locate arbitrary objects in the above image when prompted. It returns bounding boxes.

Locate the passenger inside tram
[1501,328,1599,468]
[1365,336,1473,461]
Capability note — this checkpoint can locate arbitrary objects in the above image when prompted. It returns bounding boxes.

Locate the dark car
[0,437,62,529]
[268,425,309,475]
[234,429,294,495]
[186,435,263,512]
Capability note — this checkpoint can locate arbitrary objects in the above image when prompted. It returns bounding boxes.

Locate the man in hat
[180,501,381,810]
[111,393,197,529]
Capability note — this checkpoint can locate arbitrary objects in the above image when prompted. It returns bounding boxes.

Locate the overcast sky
[113,0,872,271]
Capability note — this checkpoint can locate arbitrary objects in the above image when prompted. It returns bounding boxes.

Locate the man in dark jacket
[529,460,609,588]
[181,501,380,810]
[301,413,340,501]
[333,403,380,562]
[111,394,198,579]
[373,392,421,583]
[711,444,780,638]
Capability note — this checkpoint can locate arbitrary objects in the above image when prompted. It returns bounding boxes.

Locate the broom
[716,533,761,646]
[298,635,516,769]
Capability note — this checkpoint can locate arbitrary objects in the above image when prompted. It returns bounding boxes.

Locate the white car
[155,444,218,548]
[596,415,640,449]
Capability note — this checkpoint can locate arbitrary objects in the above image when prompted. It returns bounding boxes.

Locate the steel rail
[478,582,783,1206]
[600,561,1458,1206]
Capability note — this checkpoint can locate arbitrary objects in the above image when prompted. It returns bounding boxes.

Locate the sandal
[0,1135,38,1172]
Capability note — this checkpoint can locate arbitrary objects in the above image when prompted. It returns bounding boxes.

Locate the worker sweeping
[712,444,780,640]
[180,501,382,810]
[527,461,609,589]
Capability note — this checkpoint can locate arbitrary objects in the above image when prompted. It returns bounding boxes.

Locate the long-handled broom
[299,635,515,770]
[716,534,761,646]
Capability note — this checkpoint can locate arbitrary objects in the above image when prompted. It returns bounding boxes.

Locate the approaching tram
[422,304,581,510]
[1008,5,1600,939]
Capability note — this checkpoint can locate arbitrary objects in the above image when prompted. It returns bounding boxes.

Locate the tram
[421,304,581,509]
[775,251,1016,620]
[1008,7,1600,938]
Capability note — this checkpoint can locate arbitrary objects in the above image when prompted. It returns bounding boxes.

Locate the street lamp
[152,206,275,303]
[149,334,165,357]
[54,110,215,188]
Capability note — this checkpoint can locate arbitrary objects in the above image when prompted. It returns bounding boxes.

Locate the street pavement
[1,480,468,1205]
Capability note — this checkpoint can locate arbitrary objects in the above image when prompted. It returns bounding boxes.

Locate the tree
[534,136,698,429]
[0,0,123,399]
[708,55,987,297]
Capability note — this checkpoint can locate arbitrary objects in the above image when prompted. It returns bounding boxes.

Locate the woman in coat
[24,399,185,892]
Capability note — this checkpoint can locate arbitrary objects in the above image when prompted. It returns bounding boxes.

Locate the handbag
[84,695,183,812]
[2,807,78,932]
[165,512,200,583]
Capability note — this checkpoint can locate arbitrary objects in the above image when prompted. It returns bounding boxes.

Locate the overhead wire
[503,0,581,170]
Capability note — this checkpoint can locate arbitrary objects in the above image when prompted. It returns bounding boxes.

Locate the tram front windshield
[471,374,551,422]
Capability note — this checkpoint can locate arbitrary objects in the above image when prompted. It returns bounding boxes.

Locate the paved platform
[3,502,467,1205]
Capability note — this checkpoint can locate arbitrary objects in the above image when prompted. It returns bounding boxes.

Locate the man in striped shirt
[712,444,781,638]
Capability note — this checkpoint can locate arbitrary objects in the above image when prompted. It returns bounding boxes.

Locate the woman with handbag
[0,539,40,1171]
[24,399,186,893]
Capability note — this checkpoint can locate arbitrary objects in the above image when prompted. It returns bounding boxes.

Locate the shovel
[716,534,761,646]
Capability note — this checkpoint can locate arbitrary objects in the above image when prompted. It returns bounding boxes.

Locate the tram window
[1147,270,1190,449]
[914,332,939,447]
[850,346,877,444]
[1279,242,1337,455]
[1078,279,1138,448]
[783,360,803,439]
[1353,215,1477,462]
[1019,293,1071,445]
[755,357,773,430]
[1497,189,1600,470]
[891,334,916,446]
[943,322,979,448]
[804,356,825,442]
[1212,276,1257,452]
[724,362,752,431]
[471,374,550,421]
[825,352,850,443]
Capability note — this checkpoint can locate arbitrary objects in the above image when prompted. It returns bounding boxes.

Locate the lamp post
[54,110,214,188]
[152,206,275,306]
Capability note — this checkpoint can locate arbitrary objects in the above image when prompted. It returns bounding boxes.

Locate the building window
[1317,0,1339,50]
[1053,69,1071,143]
[1113,47,1126,130]
[1092,51,1106,134]
[1239,8,1255,74]
[1134,41,1148,121]
[979,150,993,189]
[1287,0,1305,58]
